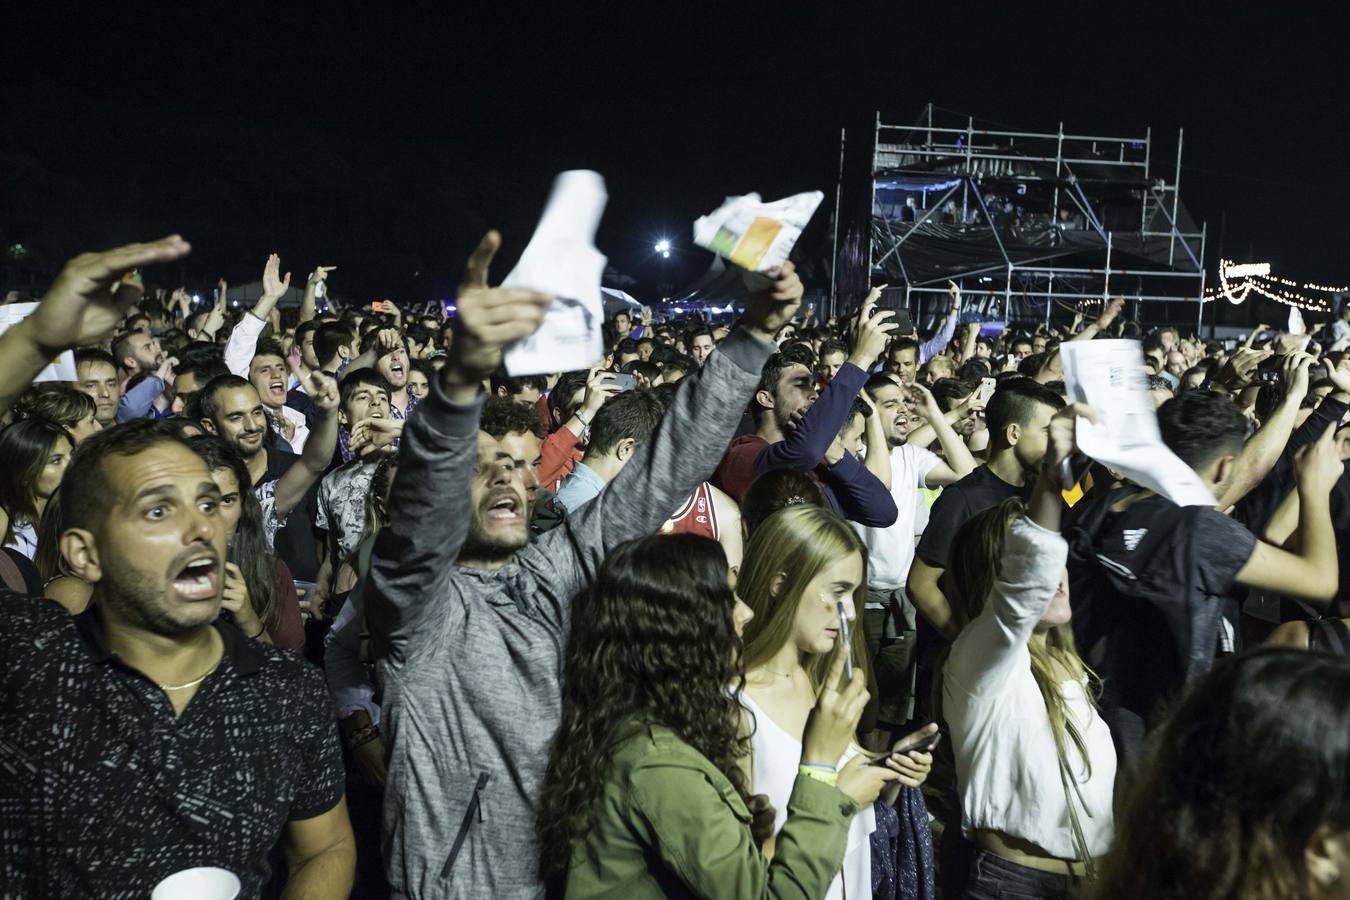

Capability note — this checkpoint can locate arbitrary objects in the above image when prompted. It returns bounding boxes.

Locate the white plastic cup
[151,866,241,900]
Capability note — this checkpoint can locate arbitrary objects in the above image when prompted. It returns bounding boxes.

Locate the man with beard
[111,327,164,385]
[0,237,354,898]
[713,291,899,527]
[196,372,340,552]
[365,231,801,899]
[854,372,978,736]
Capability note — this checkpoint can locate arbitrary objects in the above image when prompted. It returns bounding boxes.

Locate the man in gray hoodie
[366,230,802,899]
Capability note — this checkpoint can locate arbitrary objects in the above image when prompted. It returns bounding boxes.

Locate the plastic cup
[151,866,241,900]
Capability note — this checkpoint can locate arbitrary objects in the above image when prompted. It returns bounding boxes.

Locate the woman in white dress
[737,504,935,900]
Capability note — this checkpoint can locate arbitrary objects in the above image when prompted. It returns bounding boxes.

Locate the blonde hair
[738,505,871,691]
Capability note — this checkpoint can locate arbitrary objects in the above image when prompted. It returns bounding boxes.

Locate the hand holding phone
[605,373,637,391]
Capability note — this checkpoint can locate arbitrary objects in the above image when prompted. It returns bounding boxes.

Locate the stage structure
[862,104,1206,329]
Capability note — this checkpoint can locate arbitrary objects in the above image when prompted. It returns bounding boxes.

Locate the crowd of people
[0,231,1348,900]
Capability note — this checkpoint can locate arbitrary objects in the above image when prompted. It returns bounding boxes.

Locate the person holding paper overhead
[1065,389,1343,771]
[364,229,802,898]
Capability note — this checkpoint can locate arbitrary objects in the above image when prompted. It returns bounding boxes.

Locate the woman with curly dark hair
[538,532,895,898]
[1094,648,1350,900]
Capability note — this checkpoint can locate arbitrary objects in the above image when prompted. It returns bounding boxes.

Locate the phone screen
[605,373,637,391]
[836,601,853,681]
[893,309,914,334]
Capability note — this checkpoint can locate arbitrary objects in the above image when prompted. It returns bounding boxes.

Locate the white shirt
[1334,318,1350,344]
[3,520,38,560]
[740,693,875,900]
[854,443,941,593]
[275,405,310,454]
[943,517,1116,859]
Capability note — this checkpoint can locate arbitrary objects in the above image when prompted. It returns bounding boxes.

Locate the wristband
[798,764,839,786]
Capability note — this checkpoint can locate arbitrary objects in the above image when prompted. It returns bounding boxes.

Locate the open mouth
[485,492,523,523]
[269,380,285,394]
[390,362,405,378]
[173,556,220,601]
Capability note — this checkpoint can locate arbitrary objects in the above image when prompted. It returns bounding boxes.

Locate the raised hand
[1295,423,1345,496]
[349,417,405,459]
[581,367,623,416]
[155,355,178,383]
[309,371,340,415]
[742,262,804,344]
[1098,297,1125,327]
[848,290,898,369]
[375,328,403,354]
[802,640,870,769]
[308,266,337,285]
[261,253,291,301]
[448,230,554,386]
[23,236,190,354]
[947,279,961,310]
[906,382,945,424]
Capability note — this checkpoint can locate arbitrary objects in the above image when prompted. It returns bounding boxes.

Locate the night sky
[4,4,1348,318]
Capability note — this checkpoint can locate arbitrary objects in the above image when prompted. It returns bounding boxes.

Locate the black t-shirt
[1067,490,1257,759]
[916,464,1026,568]
[0,599,344,898]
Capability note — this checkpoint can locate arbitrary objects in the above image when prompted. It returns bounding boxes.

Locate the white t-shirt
[854,443,941,593]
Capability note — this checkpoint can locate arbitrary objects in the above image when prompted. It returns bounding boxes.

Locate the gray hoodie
[366,328,773,899]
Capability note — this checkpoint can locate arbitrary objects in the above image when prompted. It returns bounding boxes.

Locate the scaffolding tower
[865,104,1206,329]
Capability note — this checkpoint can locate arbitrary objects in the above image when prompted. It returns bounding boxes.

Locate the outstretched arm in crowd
[300,266,335,324]
[1233,422,1343,602]
[544,266,800,602]
[364,231,552,659]
[1068,297,1125,342]
[918,281,960,364]
[755,292,894,478]
[272,372,341,518]
[1215,352,1313,510]
[906,383,978,486]
[946,405,1094,694]
[0,236,191,418]
[225,253,290,376]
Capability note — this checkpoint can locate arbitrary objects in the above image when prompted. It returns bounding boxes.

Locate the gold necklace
[157,660,220,692]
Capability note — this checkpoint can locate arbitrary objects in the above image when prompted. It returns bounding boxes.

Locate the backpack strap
[1311,618,1350,656]
[0,550,27,595]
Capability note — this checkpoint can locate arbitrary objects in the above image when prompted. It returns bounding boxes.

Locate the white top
[3,520,38,560]
[943,516,1116,859]
[740,692,875,900]
[854,443,941,593]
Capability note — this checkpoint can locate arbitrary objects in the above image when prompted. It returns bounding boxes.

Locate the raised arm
[364,231,551,658]
[1234,422,1342,602]
[946,404,1088,694]
[225,253,290,376]
[1068,297,1124,342]
[910,383,977,486]
[919,281,960,363]
[272,372,340,518]
[819,451,899,527]
[1215,353,1313,510]
[545,266,799,598]
[756,295,894,476]
[860,392,892,490]
[0,236,190,418]
[301,266,335,324]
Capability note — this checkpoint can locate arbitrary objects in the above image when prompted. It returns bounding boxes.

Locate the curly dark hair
[1095,649,1350,900]
[536,533,750,877]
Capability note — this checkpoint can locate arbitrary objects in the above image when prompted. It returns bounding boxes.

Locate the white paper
[0,303,77,382]
[1060,339,1217,507]
[502,170,608,376]
[693,190,823,273]
[1288,305,1306,336]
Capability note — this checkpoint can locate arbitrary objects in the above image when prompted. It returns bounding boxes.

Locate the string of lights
[1201,259,1345,313]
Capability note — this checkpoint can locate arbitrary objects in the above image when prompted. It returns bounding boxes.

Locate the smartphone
[370,301,383,313]
[893,728,942,755]
[226,537,239,567]
[977,376,996,405]
[605,373,637,391]
[893,309,914,334]
[836,601,853,681]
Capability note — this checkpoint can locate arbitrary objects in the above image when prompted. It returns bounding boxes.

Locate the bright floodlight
[654,239,671,253]
[662,250,670,258]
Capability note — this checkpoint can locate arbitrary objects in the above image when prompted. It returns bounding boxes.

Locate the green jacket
[565,719,858,899]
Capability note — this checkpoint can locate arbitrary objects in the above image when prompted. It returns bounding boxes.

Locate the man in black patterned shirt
[0,239,355,899]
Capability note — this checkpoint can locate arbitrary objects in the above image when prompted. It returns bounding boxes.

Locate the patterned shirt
[317,460,378,562]
[0,598,345,899]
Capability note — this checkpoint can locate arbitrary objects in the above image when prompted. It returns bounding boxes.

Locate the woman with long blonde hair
[941,404,1114,899]
[738,504,935,900]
